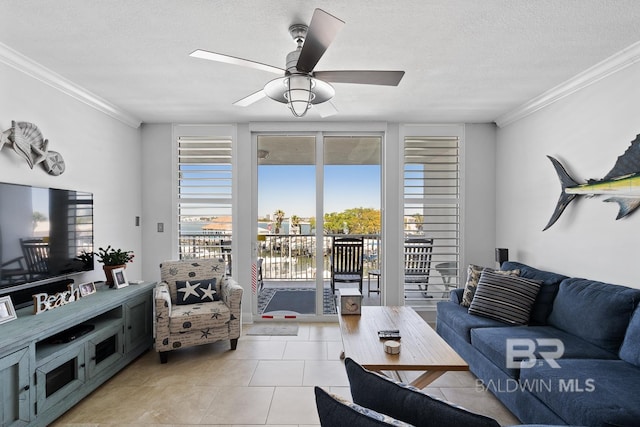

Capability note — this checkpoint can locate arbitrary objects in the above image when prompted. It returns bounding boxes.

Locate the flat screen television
[0,182,94,308]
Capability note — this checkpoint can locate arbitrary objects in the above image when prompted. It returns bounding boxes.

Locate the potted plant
[95,245,134,287]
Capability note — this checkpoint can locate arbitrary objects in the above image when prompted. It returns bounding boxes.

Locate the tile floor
[52,323,520,426]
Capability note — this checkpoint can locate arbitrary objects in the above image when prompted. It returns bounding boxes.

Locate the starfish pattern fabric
[200,283,217,301]
[155,259,242,360]
[175,278,219,305]
[177,281,200,302]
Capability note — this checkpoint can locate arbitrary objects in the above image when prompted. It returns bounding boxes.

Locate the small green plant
[76,250,94,268]
[94,245,134,266]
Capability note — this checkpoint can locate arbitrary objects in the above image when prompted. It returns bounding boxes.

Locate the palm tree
[290,215,300,235]
[32,211,47,231]
[412,213,424,233]
[274,209,285,234]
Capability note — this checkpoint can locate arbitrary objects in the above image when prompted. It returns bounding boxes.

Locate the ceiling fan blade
[190,49,284,75]
[233,90,266,107]
[296,9,345,73]
[314,70,405,86]
[314,101,338,118]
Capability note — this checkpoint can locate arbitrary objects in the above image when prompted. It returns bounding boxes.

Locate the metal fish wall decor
[544,134,640,230]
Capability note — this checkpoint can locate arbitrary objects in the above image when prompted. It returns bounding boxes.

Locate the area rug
[246,323,299,336]
[258,288,337,315]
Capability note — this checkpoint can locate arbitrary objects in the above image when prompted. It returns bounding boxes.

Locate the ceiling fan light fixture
[264,74,335,118]
[284,75,314,117]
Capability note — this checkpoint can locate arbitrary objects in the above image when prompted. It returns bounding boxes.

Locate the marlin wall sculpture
[544,134,640,231]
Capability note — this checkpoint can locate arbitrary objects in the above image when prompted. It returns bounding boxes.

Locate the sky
[258,164,380,219]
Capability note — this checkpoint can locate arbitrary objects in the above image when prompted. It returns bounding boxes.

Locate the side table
[367,269,381,296]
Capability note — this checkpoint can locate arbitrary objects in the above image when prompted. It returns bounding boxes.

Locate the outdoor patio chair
[154,258,243,363]
[1,256,29,284]
[404,237,434,297]
[20,238,50,280]
[330,236,364,294]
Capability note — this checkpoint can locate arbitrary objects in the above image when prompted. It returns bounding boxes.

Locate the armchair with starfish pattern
[154,258,243,363]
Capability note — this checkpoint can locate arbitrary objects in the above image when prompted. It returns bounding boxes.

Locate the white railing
[179,233,380,280]
[257,234,380,280]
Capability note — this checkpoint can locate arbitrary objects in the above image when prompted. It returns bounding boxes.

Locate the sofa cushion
[547,278,640,353]
[314,386,415,426]
[619,307,640,367]
[344,358,500,427]
[468,270,541,325]
[436,301,511,343]
[461,264,520,307]
[501,262,567,325]
[175,278,219,305]
[471,326,618,379]
[169,301,230,333]
[519,359,640,427]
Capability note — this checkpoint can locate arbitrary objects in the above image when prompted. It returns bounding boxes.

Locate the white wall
[496,61,640,287]
[0,62,143,285]
[464,123,498,269]
[140,123,174,279]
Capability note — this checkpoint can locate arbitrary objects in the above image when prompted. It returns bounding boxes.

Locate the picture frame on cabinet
[112,268,129,289]
[0,296,17,324]
[79,281,97,297]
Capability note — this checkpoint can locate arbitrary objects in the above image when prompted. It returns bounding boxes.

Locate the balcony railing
[178,232,458,303]
[179,233,380,280]
[258,234,380,280]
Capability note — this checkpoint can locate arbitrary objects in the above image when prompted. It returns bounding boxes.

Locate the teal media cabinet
[0,281,155,427]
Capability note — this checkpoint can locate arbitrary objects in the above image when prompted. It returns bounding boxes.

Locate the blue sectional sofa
[436,261,640,426]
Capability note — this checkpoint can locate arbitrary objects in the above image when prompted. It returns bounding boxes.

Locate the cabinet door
[35,344,85,414]
[124,293,152,353]
[0,347,30,427]
[87,323,124,378]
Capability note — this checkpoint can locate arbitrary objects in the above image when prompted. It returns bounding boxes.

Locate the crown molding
[0,42,141,128]
[496,41,640,128]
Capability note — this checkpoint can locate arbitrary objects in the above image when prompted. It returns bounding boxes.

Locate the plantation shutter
[403,136,460,306]
[69,191,94,258]
[177,136,233,262]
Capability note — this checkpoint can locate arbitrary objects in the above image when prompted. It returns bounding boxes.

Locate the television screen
[0,182,94,295]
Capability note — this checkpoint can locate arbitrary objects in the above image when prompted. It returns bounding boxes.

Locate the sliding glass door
[256,133,381,318]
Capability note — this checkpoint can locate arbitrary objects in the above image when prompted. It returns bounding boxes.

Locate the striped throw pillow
[460,264,520,307]
[468,270,541,325]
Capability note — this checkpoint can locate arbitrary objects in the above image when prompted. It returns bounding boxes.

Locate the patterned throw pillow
[461,264,520,307]
[175,278,219,305]
[314,386,415,426]
[468,270,541,325]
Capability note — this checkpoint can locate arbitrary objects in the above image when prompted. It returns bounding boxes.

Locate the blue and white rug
[258,288,337,315]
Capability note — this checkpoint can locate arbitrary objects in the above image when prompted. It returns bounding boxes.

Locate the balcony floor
[258,281,381,316]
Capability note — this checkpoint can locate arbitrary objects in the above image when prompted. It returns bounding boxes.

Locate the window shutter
[403,136,460,305]
[177,136,233,261]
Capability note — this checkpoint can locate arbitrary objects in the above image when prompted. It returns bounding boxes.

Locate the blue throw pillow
[344,358,500,427]
[619,307,640,367]
[175,278,219,305]
[314,386,414,426]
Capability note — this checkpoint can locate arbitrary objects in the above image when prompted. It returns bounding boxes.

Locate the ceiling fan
[189,8,405,118]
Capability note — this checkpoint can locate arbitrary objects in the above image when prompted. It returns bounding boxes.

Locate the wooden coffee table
[338,306,468,389]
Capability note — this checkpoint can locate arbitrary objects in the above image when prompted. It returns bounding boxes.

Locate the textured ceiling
[2,0,640,125]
